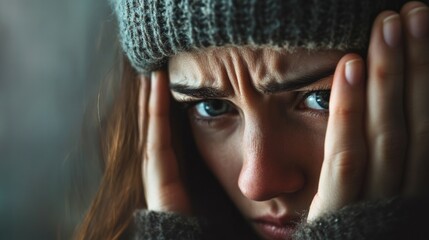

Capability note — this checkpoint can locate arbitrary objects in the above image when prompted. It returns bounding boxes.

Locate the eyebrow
[170,67,336,98]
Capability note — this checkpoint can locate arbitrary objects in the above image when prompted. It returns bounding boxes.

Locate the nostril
[238,168,306,201]
[238,171,268,201]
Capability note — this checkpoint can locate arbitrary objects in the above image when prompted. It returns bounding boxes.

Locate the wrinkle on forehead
[168,46,294,89]
[168,46,344,92]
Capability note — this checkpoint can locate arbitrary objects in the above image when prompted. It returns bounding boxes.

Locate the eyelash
[180,100,235,126]
[179,88,331,125]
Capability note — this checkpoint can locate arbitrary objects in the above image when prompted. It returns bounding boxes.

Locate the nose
[237,118,306,201]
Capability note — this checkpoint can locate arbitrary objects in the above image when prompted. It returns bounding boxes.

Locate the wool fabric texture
[110,0,410,73]
[132,210,202,240]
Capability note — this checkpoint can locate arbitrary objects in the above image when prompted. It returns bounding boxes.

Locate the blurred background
[0,0,117,239]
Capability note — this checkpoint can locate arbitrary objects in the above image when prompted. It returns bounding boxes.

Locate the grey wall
[0,0,117,239]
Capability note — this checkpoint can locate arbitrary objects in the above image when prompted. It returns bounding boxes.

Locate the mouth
[251,215,300,240]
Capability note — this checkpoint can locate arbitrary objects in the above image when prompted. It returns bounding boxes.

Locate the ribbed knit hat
[110,0,414,74]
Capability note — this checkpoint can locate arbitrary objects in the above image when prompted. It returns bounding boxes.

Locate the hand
[139,70,191,214]
[308,1,429,221]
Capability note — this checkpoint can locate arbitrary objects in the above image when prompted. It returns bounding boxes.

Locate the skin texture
[139,1,429,239]
[168,48,343,226]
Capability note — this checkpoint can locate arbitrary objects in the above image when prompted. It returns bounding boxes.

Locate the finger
[400,2,429,197]
[138,75,151,147]
[308,54,366,221]
[144,70,190,213]
[147,71,173,156]
[364,11,407,199]
[146,70,177,193]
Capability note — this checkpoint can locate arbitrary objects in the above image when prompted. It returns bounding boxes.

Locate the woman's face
[169,47,345,240]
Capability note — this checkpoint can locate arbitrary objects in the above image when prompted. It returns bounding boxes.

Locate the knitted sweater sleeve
[293,198,428,240]
[132,198,428,240]
[131,210,202,240]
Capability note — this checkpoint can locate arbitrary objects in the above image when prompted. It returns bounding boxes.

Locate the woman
[76,0,429,239]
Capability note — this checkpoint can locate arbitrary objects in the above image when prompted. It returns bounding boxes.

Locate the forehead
[168,46,344,87]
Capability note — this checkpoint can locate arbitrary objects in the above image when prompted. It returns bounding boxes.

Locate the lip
[252,215,299,240]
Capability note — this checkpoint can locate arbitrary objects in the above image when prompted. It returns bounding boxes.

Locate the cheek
[291,115,327,184]
[189,113,329,211]
[191,125,243,197]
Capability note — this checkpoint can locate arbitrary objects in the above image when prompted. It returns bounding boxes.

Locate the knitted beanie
[110,0,414,74]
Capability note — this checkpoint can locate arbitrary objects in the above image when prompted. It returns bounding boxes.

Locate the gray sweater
[131,198,429,240]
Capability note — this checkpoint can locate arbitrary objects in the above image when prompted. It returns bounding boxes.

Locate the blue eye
[303,91,330,110]
[194,100,233,117]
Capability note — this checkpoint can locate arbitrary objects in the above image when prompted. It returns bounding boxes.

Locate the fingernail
[383,14,402,47]
[151,71,157,81]
[345,59,363,86]
[408,7,429,39]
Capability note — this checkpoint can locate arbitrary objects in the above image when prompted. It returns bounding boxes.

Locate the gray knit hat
[110,0,413,73]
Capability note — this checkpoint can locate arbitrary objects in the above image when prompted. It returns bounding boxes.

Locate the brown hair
[74,57,144,240]
[73,55,258,240]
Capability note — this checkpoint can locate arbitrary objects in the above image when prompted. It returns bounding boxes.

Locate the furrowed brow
[170,84,231,98]
[260,67,336,94]
[170,67,336,98]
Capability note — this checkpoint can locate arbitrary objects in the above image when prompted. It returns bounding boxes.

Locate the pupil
[204,100,227,116]
[316,91,330,109]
